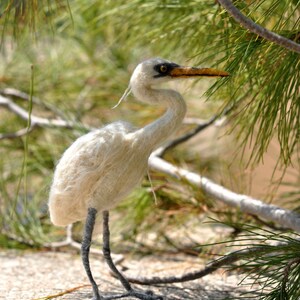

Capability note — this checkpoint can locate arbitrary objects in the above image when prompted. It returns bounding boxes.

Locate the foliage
[97,0,300,167]
[225,226,300,300]
[1,1,299,165]
[0,0,70,41]
[0,1,300,299]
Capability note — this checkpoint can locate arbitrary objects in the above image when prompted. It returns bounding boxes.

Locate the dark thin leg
[82,207,101,300]
[102,210,132,292]
[102,210,163,300]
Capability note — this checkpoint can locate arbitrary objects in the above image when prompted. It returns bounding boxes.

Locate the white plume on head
[112,58,171,109]
[112,84,132,109]
[49,57,206,226]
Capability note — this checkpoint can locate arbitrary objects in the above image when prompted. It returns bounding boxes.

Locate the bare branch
[148,155,300,233]
[0,94,92,134]
[282,258,300,292]
[127,246,263,285]
[44,225,124,264]
[1,88,68,119]
[218,0,300,54]
[0,126,35,140]
[44,225,84,250]
[155,104,234,157]
[154,115,217,157]
[2,91,300,234]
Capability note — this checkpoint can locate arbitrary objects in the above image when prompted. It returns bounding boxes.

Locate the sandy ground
[1,248,259,300]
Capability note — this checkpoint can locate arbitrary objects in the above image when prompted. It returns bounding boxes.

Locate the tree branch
[44,224,124,264]
[126,246,264,285]
[148,155,300,233]
[2,90,300,234]
[282,258,300,292]
[155,103,234,157]
[1,88,68,119]
[0,126,35,140]
[217,0,300,54]
[0,94,92,134]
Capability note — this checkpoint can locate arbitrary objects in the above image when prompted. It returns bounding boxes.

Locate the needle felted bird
[49,58,229,300]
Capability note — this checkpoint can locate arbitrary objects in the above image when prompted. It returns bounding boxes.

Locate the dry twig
[155,103,234,157]
[126,246,263,285]
[148,156,300,233]
[2,91,300,242]
[1,88,68,119]
[218,0,300,54]
[0,94,92,140]
[2,88,300,289]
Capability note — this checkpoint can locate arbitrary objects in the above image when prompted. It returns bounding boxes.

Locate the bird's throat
[135,88,187,151]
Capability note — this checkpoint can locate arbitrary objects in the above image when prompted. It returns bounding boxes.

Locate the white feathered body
[49,121,152,226]
[49,58,189,227]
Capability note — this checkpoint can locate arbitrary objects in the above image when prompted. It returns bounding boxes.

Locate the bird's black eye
[160,65,168,73]
[154,62,179,78]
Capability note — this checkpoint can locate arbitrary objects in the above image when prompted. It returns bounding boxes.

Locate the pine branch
[0,126,35,140]
[2,91,300,233]
[125,245,269,285]
[44,224,124,264]
[155,103,234,157]
[281,258,300,294]
[217,0,300,54]
[1,88,68,120]
[0,94,92,138]
[148,155,300,233]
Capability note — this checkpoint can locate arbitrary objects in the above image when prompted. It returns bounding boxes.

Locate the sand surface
[1,248,258,300]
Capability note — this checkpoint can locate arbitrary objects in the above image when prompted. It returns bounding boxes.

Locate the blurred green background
[1,1,300,298]
[0,0,235,246]
[0,0,299,265]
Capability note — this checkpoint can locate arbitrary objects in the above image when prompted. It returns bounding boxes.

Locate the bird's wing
[48,121,136,226]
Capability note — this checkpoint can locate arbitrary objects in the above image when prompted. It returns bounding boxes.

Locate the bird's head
[130,57,229,88]
[114,58,229,108]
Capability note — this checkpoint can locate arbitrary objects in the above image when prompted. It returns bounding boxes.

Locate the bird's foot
[103,289,163,300]
[91,291,103,300]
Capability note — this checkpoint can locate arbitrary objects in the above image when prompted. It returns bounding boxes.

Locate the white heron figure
[48,58,229,300]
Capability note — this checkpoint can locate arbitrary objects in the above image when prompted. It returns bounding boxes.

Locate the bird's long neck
[134,86,187,151]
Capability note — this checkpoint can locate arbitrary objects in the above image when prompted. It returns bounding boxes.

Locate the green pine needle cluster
[0,1,299,299]
[228,227,300,300]
[54,0,300,167]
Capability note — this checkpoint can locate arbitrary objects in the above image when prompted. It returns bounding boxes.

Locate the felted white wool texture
[48,58,192,227]
[48,121,151,226]
[48,99,185,226]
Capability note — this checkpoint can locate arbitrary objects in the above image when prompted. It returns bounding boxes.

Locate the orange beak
[170,66,229,78]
